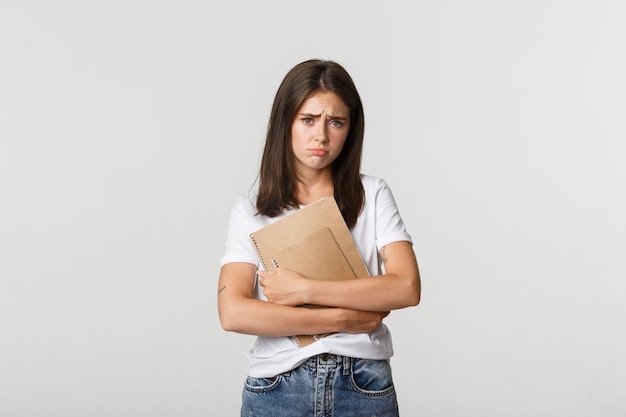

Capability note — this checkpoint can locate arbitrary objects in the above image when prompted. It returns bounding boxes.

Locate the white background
[1,1,625,416]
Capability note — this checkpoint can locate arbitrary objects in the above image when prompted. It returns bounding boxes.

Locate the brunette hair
[256,59,365,228]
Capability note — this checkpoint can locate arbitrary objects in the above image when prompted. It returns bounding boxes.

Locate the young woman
[218,59,420,417]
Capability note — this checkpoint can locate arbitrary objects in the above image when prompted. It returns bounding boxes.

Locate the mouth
[308,148,329,156]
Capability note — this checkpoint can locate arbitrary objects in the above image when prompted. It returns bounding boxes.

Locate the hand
[258,268,309,306]
[335,309,390,334]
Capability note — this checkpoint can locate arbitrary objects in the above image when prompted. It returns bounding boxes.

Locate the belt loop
[343,355,351,375]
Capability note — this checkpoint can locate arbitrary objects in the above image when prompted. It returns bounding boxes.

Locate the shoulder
[228,190,290,232]
[230,191,258,216]
[360,174,402,210]
[360,173,386,187]
[221,192,261,267]
[358,174,412,244]
[224,192,261,234]
[360,174,392,195]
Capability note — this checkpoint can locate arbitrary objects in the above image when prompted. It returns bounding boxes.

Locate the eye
[302,117,313,124]
[329,120,344,127]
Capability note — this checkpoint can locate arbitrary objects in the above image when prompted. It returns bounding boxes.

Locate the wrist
[324,308,344,333]
[299,277,315,305]
[303,277,325,306]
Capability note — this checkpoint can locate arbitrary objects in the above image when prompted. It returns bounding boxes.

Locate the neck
[294,168,334,205]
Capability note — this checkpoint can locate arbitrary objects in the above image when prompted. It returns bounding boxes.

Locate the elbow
[218,304,243,333]
[220,315,246,334]
[387,273,421,309]
[404,286,420,307]
[219,316,237,333]
[404,275,421,307]
[409,267,421,307]
[218,314,235,333]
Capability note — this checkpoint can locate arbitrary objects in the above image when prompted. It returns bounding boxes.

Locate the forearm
[218,262,390,337]
[304,241,421,311]
[219,296,341,337]
[305,273,420,311]
[259,241,421,312]
[218,263,337,337]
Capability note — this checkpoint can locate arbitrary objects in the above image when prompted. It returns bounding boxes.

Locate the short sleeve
[374,180,413,250]
[219,196,261,268]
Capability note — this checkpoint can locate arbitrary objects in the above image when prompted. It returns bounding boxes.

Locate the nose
[315,124,328,143]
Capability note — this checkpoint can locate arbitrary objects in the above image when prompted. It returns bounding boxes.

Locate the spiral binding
[249,234,268,270]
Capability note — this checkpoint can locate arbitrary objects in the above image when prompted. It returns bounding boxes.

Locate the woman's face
[290,91,350,177]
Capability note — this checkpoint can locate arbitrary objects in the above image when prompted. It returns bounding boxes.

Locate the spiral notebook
[249,197,369,347]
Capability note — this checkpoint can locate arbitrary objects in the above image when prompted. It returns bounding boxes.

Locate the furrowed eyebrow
[298,112,348,120]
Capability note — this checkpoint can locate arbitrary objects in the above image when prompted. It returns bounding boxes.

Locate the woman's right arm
[218,262,387,337]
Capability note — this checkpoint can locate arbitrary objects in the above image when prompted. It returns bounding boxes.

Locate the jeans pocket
[350,359,395,396]
[243,375,282,393]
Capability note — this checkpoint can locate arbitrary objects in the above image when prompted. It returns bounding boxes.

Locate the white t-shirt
[220,175,412,377]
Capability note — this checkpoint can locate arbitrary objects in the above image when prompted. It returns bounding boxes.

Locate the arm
[217,262,389,336]
[258,240,420,312]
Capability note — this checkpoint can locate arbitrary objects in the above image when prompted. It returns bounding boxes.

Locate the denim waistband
[302,354,352,373]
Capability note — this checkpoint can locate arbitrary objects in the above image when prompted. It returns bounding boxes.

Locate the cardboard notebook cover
[249,197,369,347]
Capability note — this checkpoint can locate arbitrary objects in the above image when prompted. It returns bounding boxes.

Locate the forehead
[298,91,349,116]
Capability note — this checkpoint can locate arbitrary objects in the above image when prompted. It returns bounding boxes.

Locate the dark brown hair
[256,59,365,228]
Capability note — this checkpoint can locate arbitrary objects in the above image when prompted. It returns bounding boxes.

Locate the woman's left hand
[257,268,310,306]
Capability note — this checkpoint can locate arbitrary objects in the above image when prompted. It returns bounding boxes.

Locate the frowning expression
[291,91,350,176]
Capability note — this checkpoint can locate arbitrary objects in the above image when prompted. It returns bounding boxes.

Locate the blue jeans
[241,354,399,417]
